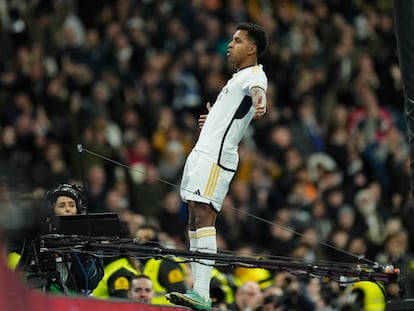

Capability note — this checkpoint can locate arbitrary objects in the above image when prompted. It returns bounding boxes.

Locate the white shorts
[180,150,235,212]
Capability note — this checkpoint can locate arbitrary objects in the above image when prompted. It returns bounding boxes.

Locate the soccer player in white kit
[166,22,268,311]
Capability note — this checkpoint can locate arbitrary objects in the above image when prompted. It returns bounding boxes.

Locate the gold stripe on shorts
[197,227,216,238]
[203,163,220,198]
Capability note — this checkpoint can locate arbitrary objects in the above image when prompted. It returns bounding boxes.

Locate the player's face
[227,29,256,66]
[54,196,77,216]
[129,278,154,303]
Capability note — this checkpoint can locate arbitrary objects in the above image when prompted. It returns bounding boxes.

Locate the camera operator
[23,183,104,295]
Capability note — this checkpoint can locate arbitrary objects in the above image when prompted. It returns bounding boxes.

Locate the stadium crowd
[1,0,414,310]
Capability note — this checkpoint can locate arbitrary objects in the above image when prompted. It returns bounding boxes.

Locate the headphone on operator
[44,183,87,214]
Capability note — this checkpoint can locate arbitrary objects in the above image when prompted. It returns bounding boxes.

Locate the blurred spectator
[126,136,153,184]
[229,179,257,245]
[345,236,370,263]
[134,164,167,217]
[268,207,295,257]
[324,227,351,263]
[354,187,385,247]
[32,140,71,191]
[92,221,140,299]
[91,108,123,150]
[41,75,70,138]
[376,231,414,299]
[157,191,187,245]
[272,273,315,311]
[262,285,285,311]
[325,103,351,174]
[295,225,326,262]
[158,135,186,185]
[104,188,129,213]
[215,195,242,250]
[306,277,339,311]
[289,95,325,158]
[335,205,364,239]
[85,164,108,213]
[128,274,154,304]
[0,125,31,190]
[323,186,347,220]
[310,199,332,241]
[377,125,410,203]
[227,281,264,311]
[349,86,393,189]
[134,224,187,305]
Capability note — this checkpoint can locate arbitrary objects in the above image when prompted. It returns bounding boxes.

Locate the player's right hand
[198,102,211,129]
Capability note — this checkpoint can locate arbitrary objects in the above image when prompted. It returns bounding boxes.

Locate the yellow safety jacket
[211,267,234,304]
[350,281,386,311]
[7,252,21,270]
[143,257,185,305]
[233,266,273,289]
[92,257,139,299]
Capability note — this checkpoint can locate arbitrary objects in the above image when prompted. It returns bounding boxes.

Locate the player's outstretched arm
[251,86,267,119]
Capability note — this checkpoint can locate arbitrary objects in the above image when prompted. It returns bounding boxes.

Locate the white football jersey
[194,64,267,171]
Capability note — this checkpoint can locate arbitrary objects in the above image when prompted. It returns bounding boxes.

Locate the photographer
[22,183,104,295]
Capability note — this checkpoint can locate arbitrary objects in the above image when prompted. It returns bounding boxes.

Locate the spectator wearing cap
[92,221,140,299]
[133,223,187,305]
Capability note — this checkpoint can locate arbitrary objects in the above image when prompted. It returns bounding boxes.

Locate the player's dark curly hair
[237,22,268,57]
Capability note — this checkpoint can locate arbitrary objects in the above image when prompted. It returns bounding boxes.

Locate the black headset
[44,183,87,214]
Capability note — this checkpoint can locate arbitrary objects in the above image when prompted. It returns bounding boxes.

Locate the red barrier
[0,256,187,311]
[49,296,189,311]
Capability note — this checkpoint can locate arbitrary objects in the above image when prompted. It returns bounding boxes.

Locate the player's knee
[194,207,216,228]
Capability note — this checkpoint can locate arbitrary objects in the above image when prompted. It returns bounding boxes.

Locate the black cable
[40,237,398,285]
[80,146,380,267]
[77,144,91,239]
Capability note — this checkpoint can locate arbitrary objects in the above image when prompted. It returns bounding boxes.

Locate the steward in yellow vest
[345,281,386,311]
[134,224,187,305]
[142,256,187,304]
[211,267,235,305]
[7,251,21,271]
[92,256,140,299]
[233,266,273,289]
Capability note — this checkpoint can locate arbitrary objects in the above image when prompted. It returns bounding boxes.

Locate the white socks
[191,227,216,300]
[189,230,197,288]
